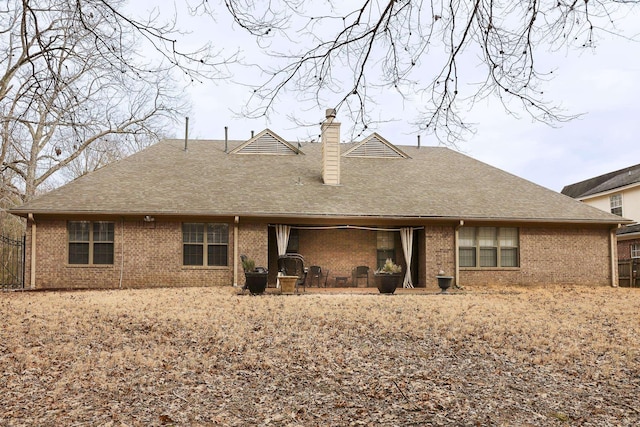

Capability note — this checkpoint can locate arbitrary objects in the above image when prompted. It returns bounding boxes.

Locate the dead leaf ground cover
[1,285,639,426]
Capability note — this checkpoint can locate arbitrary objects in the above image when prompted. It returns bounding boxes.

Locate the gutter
[455,220,464,289]
[233,216,239,287]
[7,209,631,226]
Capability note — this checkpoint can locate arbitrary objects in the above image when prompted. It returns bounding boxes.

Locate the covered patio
[265,224,426,289]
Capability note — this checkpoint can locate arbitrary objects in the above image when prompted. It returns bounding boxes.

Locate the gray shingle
[562,163,640,198]
[11,138,628,224]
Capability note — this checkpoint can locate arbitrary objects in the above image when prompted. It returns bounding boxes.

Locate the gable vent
[230,129,302,155]
[344,133,409,159]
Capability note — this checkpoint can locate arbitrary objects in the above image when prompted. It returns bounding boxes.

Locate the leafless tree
[0,0,233,204]
[206,0,639,143]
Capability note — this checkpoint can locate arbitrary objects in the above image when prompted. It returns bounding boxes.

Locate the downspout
[610,225,619,287]
[455,220,464,288]
[28,213,36,289]
[233,216,239,286]
[119,217,125,289]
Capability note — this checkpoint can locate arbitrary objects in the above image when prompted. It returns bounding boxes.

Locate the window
[68,221,114,265]
[377,231,395,269]
[459,227,476,267]
[459,227,519,268]
[632,244,640,259]
[286,228,299,253]
[183,223,229,266]
[610,194,622,216]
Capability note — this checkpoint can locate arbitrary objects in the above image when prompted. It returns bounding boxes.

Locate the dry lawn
[1,285,639,426]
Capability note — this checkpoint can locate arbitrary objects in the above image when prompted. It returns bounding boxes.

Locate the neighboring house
[561,163,640,262]
[10,110,629,290]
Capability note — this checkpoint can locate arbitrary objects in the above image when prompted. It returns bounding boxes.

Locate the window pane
[68,222,89,241]
[501,248,518,267]
[286,228,299,253]
[93,243,114,264]
[459,227,475,246]
[610,194,622,216]
[377,231,395,250]
[183,244,203,265]
[478,227,497,246]
[632,244,640,259]
[69,243,89,264]
[208,245,228,266]
[499,228,518,247]
[207,224,228,244]
[610,194,622,208]
[480,247,497,267]
[459,247,476,267]
[183,223,204,243]
[93,222,114,242]
[377,249,395,269]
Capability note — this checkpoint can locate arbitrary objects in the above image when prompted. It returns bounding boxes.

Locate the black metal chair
[352,265,370,287]
[308,265,329,287]
[277,254,308,292]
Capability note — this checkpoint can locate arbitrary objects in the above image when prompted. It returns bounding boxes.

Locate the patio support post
[611,225,619,287]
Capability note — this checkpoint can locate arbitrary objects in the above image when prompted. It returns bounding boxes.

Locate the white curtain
[401,227,414,288]
[276,224,291,256]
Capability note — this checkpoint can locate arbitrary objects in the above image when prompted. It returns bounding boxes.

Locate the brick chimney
[321,108,341,185]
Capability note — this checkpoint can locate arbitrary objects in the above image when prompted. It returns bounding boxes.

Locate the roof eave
[578,181,640,200]
[11,208,630,227]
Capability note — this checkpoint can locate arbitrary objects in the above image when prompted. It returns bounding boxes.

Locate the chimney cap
[325,108,337,119]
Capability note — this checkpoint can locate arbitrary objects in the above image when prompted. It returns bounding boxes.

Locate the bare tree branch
[219,0,639,144]
[1,0,196,202]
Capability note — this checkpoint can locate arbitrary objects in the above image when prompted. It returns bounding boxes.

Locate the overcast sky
[143,2,640,193]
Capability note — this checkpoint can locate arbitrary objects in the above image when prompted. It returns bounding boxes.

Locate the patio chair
[308,265,329,287]
[352,265,370,287]
[277,254,308,292]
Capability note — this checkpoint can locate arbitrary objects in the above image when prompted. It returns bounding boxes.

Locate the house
[561,164,640,261]
[10,110,629,290]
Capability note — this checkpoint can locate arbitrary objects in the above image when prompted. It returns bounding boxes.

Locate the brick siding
[460,227,613,287]
[27,219,614,289]
[618,238,640,261]
[29,219,235,289]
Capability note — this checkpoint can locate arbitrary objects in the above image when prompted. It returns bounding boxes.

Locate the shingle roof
[11,138,627,225]
[561,163,640,199]
[617,223,640,236]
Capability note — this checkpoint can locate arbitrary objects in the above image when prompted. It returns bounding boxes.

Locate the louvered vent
[231,129,301,155]
[344,134,408,158]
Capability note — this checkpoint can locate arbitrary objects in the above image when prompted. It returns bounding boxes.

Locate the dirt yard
[1,285,638,426]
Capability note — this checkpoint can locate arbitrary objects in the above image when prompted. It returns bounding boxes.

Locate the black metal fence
[618,259,639,288]
[1,234,25,289]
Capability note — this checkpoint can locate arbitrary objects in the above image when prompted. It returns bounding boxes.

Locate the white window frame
[610,194,623,216]
[631,243,640,259]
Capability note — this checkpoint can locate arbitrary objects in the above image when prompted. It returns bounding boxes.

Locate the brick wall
[424,226,455,287]
[29,219,236,289]
[618,238,640,261]
[238,222,268,287]
[298,228,378,286]
[460,226,613,287]
[27,219,614,289]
